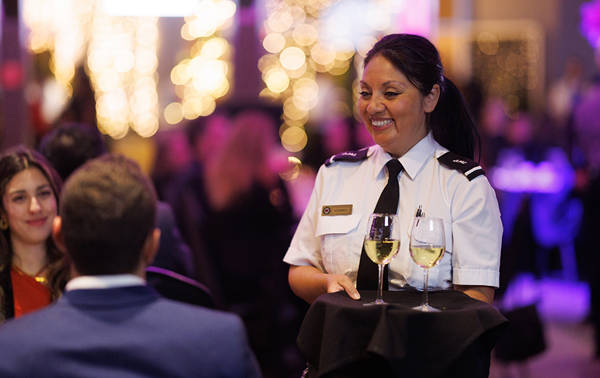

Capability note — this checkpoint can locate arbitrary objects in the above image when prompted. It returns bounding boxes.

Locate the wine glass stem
[424,269,430,307]
[377,264,384,302]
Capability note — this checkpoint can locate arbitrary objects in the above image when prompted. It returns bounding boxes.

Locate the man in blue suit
[0,154,261,378]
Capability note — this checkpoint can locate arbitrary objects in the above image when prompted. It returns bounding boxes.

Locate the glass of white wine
[409,216,445,312]
[363,213,400,305]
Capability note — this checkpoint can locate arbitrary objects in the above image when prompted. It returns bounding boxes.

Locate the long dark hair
[0,146,68,318]
[364,34,480,160]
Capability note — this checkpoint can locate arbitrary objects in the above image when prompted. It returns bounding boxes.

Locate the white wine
[364,239,400,264]
[410,245,444,268]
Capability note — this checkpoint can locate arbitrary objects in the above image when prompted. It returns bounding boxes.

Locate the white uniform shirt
[284,133,502,289]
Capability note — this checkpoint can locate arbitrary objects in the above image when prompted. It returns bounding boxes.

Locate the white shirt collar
[371,132,444,180]
[65,274,145,291]
[400,132,445,180]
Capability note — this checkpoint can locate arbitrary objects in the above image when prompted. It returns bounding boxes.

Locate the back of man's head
[60,154,157,275]
[39,122,107,181]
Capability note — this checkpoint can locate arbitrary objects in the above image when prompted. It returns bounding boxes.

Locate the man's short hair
[60,154,157,275]
[38,122,107,181]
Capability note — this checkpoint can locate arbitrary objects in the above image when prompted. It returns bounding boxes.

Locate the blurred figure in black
[166,113,231,296]
[198,110,303,378]
[151,128,193,202]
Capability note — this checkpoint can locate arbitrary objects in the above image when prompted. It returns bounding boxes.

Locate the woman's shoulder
[323,146,373,167]
[321,145,382,171]
[437,151,485,182]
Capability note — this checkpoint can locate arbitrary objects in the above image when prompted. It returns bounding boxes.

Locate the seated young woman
[0,146,68,323]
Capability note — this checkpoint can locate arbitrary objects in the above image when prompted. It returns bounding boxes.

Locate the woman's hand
[288,265,360,304]
[325,273,361,300]
[454,285,495,304]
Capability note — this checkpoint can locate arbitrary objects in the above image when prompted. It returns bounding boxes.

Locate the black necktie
[356,159,403,291]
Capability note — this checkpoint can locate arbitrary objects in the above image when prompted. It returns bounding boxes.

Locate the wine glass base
[363,298,387,306]
[412,304,440,312]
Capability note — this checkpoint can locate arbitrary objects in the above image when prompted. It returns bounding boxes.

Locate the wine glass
[409,216,445,312]
[363,213,400,305]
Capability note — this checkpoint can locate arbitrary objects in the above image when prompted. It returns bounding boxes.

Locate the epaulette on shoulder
[324,147,370,167]
[438,152,485,181]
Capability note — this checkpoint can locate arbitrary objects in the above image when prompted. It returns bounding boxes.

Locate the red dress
[10,267,51,318]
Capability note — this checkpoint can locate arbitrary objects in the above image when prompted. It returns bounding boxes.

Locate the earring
[0,217,7,230]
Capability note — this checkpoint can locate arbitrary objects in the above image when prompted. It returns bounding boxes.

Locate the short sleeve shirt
[283,133,502,289]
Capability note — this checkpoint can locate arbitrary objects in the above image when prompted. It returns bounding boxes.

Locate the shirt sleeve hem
[452,268,499,288]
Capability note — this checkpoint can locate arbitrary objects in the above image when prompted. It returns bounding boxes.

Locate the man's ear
[142,228,161,267]
[52,216,67,254]
[423,83,441,113]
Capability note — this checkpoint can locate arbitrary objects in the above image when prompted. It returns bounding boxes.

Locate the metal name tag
[321,204,353,216]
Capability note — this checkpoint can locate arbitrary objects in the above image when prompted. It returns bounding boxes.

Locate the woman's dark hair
[364,33,480,160]
[0,146,68,314]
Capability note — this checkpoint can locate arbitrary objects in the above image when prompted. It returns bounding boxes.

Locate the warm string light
[260,0,416,154]
[164,0,236,125]
[22,0,95,95]
[88,16,160,139]
[23,0,161,139]
[260,0,350,153]
[472,27,542,115]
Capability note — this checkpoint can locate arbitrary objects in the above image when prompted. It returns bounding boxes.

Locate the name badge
[322,204,353,216]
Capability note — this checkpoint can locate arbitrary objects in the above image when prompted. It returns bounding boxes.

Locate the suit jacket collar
[62,285,160,309]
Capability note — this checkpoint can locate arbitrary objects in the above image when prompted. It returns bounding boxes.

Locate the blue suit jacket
[0,286,261,378]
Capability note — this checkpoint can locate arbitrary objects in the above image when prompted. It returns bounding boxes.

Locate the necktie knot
[385,159,403,178]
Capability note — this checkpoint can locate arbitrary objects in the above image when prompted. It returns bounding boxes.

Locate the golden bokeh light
[170,2,235,123]
[292,23,318,46]
[280,46,306,71]
[264,67,290,93]
[201,37,230,59]
[164,102,184,125]
[283,97,308,121]
[258,54,279,72]
[281,125,308,152]
[263,33,287,54]
[310,43,336,66]
[267,10,294,33]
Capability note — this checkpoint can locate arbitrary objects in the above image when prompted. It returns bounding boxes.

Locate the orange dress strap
[10,267,51,318]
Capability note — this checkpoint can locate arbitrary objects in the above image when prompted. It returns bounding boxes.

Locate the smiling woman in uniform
[0,146,68,323]
[283,34,502,304]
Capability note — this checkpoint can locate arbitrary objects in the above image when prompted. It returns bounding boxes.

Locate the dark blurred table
[297,290,508,378]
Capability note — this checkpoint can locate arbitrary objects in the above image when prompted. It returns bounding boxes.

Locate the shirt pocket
[316,214,362,277]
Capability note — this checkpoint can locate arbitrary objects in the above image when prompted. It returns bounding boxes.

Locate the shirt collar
[66,274,145,291]
[371,132,444,180]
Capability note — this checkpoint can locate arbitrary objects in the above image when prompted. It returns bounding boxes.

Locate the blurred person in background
[200,109,302,378]
[0,147,68,324]
[166,113,232,295]
[151,128,192,202]
[490,114,580,295]
[38,122,195,278]
[479,97,509,170]
[548,56,585,156]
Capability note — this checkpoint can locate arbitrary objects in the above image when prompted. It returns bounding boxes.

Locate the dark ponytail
[365,34,480,160]
[430,76,479,160]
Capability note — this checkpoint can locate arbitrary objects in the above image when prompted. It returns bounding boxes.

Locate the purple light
[491,160,568,193]
[580,0,600,48]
